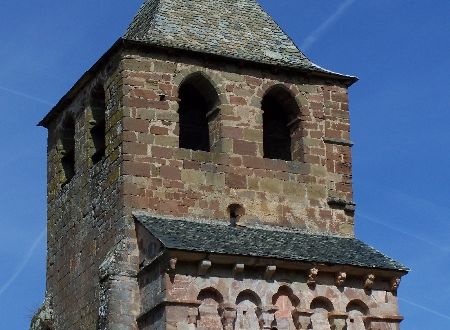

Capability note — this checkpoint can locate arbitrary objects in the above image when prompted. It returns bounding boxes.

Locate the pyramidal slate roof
[135,213,409,272]
[123,0,351,77]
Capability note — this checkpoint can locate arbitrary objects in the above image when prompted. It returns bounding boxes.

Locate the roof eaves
[122,38,358,85]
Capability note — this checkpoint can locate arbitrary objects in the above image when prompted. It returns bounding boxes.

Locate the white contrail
[0,85,53,106]
[400,298,450,320]
[359,213,450,253]
[0,228,46,297]
[301,0,356,52]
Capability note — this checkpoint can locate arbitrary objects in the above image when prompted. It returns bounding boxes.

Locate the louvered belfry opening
[61,116,75,184]
[262,86,300,161]
[90,85,106,164]
[178,73,219,152]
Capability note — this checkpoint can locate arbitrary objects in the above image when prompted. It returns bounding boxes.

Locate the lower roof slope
[134,213,408,272]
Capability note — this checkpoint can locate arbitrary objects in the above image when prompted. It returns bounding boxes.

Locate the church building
[32,0,408,329]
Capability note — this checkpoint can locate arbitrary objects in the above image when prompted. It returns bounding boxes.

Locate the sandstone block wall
[45,55,139,329]
[44,46,355,328]
[121,49,354,236]
[137,262,402,330]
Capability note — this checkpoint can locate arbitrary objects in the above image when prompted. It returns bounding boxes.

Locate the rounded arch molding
[255,82,307,113]
[173,68,228,106]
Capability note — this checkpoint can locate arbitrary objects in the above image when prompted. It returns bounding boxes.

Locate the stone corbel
[169,258,177,272]
[364,274,376,291]
[258,305,278,329]
[198,260,212,276]
[335,272,347,287]
[231,263,244,278]
[264,265,277,280]
[390,277,401,293]
[307,268,319,287]
[327,197,356,213]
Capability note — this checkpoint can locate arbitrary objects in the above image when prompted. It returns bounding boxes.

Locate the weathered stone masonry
[32,0,408,329]
[120,49,354,235]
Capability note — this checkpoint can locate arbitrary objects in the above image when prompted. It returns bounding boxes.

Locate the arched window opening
[197,288,223,330]
[235,290,261,330]
[90,85,106,164]
[346,300,369,330]
[61,116,75,185]
[272,286,299,330]
[310,297,333,330]
[178,73,219,152]
[262,86,301,161]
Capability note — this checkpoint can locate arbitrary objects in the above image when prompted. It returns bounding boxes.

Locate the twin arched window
[178,74,301,161]
[59,83,107,186]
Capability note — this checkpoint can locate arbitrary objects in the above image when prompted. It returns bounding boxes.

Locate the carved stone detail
[335,272,347,287]
[390,277,401,293]
[364,274,375,291]
[307,268,319,286]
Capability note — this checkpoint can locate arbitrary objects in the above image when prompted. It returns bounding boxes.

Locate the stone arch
[346,299,369,315]
[345,300,369,330]
[261,84,303,161]
[310,297,334,330]
[310,296,334,312]
[197,288,224,330]
[60,115,76,185]
[177,71,222,152]
[235,290,261,330]
[272,286,300,330]
[88,83,106,164]
[174,68,227,105]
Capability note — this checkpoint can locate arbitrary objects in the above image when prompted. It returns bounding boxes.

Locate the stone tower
[32,0,408,329]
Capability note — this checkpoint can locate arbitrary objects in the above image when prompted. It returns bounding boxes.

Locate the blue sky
[0,1,449,329]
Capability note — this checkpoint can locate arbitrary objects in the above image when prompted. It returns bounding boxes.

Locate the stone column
[259,305,278,329]
[296,311,312,330]
[221,303,237,330]
[329,314,348,330]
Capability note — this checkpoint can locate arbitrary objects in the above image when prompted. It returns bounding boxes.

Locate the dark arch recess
[178,73,219,152]
[262,85,300,161]
[310,296,334,312]
[90,84,106,164]
[61,116,76,184]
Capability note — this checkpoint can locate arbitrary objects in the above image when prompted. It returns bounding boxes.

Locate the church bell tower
[32,1,408,329]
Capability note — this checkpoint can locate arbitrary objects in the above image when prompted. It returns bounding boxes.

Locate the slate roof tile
[123,0,353,78]
[134,213,409,272]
